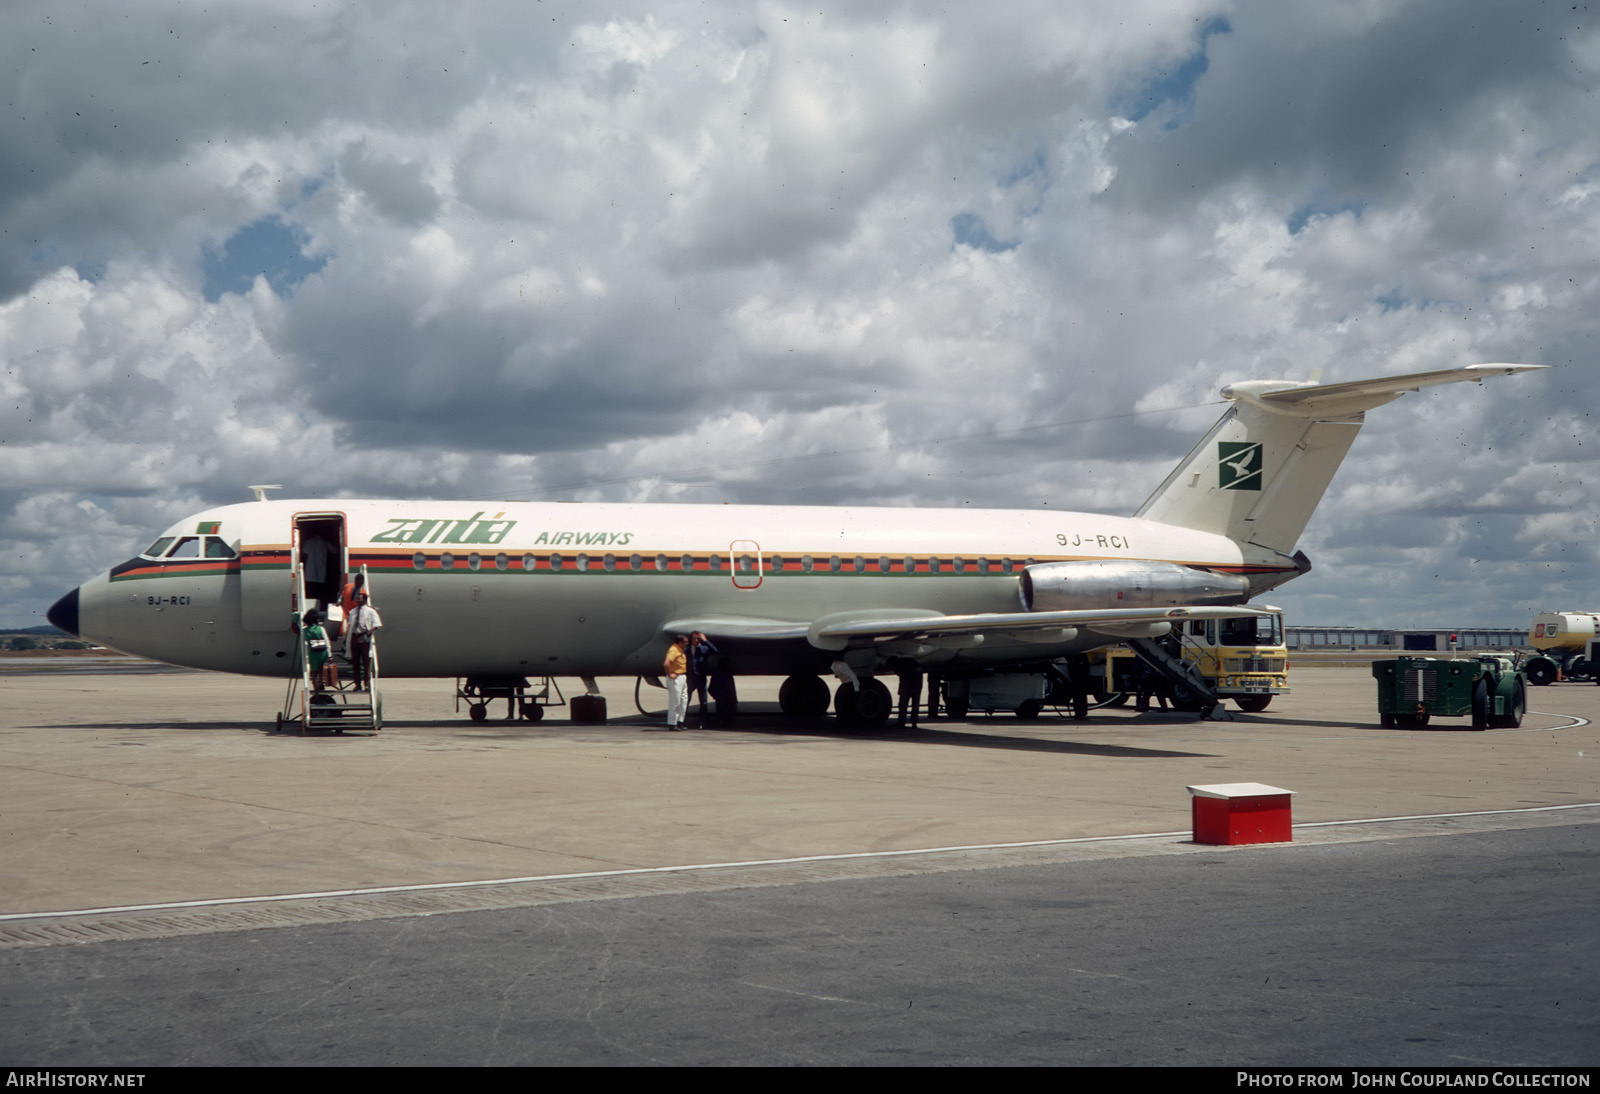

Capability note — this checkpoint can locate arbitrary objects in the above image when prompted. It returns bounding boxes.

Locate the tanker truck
[1523,611,1600,685]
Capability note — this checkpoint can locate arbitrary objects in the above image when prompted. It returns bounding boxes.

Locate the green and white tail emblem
[1218,441,1263,490]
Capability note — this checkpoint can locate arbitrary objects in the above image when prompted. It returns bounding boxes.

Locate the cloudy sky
[2,0,1595,631]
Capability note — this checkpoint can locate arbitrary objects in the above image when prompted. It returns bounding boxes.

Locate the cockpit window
[144,537,175,558]
[204,537,237,559]
[167,537,201,559]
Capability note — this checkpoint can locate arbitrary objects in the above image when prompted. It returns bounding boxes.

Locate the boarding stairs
[278,559,383,734]
[1127,633,1230,720]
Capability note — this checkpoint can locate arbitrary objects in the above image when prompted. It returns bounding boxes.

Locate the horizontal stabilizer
[1223,363,1547,419]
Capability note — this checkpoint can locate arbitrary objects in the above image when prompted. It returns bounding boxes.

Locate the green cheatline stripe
[111,570,218,582]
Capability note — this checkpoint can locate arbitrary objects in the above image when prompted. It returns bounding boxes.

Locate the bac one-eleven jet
[48,364,1541,726]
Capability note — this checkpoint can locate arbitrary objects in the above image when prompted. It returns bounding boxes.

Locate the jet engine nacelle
[1019,560,1250,612]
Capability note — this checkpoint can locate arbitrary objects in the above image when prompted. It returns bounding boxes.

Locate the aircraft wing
[669,605,1274,652]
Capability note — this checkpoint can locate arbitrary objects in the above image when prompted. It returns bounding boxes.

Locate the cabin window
[709,554,722,571]
[928,557,941,573]
[576,554,589,571]
[770,555,784,573]
[878,556,891,572]
[441,552,455,569]
[678,554,691,571]
[520,554,534,571]
[630,554,643,571]
[495,553,509,571]
[413,553,427,570]
[802,555,814,572]
[953,557,966,573]
[144,537,175,558]
[852,556,865,573]
[977,557,990,573]
[829,555,842,573]
[467,552,482,571]
[658,554,670,572]
[1002,558,1014,573]
[550,553,565,570]
[903,556,915,572]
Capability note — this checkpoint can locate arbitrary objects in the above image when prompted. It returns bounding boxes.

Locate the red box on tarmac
[1186,782,1294,845]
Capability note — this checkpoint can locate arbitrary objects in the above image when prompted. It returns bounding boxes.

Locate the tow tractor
[1371,655,1527,728]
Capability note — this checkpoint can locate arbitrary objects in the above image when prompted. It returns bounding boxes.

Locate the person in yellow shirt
[663,635,689,730]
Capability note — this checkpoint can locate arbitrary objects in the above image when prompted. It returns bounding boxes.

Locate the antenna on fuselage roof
[248,485,282,502]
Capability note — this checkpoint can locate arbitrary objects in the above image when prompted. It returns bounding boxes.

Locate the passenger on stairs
[346,593,382,691]
[302,609,339,692]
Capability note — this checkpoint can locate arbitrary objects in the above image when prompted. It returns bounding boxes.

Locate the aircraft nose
[47,587,80,638]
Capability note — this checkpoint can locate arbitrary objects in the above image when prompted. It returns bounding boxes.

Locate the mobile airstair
[277,558,383,734]
[1126,633,1229,720]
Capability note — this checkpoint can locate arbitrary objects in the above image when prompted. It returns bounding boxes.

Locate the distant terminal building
[1286,626,1530,652]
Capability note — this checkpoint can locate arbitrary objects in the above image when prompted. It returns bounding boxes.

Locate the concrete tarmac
[1,666,1596,1065]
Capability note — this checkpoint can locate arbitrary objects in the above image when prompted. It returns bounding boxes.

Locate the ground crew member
[663,635,689,730]
[686,631,718,728]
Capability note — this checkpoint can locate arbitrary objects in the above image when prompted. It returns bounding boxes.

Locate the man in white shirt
[347,593,382,690]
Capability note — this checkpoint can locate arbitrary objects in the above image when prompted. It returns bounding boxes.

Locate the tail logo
[1218,441,1263,490]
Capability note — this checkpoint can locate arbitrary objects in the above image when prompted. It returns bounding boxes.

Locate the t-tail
[1135,364,1546,570]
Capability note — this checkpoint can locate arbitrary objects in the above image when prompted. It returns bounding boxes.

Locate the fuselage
[51,498,1294,679]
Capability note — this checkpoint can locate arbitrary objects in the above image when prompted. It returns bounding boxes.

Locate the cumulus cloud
[1,0,1594,630]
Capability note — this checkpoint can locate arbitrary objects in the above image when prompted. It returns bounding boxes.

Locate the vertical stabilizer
[1133,364,1545,555]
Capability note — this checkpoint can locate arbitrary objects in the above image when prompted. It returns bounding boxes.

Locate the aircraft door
[295,513,348,610]
[730,540,763,589]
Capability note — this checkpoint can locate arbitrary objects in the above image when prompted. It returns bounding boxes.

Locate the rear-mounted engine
[1020,559,1250,612]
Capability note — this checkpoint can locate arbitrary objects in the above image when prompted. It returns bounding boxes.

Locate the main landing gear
[777,673,894,729]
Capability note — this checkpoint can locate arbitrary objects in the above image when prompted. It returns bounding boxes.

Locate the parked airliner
[47,364,1542,724]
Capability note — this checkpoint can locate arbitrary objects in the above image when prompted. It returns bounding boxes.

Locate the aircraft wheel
[833,682,859,724]
[944,697,969,720]
[521,702,544,722]
[1471,679,1491,730]
[273,712,282,734]
[1072,692,1089,721]
[1234,695,1272,713]
[780,674,831,718]
[1380,712,1396,728]
[469,702,488,723]
[1014,699,1044,720]
[852,678,894,728]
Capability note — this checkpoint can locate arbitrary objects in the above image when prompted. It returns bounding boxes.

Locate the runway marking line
[4,800,1597,925]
